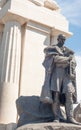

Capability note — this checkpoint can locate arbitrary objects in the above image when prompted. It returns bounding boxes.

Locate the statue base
[0,123,17,130]
[17,122,81,130]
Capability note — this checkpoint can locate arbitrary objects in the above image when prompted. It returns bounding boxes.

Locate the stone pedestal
[17,122,81,130]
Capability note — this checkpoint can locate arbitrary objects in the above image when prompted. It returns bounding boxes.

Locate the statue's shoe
[67,118,81,125]
[53,119,59,123]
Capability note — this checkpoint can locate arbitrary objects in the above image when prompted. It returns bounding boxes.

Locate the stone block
[74,103,81,123]
[0,124,6,130]
[16,96,66,127]
[44,0,59,10]
[0,123,17,130]
[6,123,17,130]
[17,122,81,130]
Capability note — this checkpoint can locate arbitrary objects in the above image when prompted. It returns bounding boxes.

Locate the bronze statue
[40,34,80,125]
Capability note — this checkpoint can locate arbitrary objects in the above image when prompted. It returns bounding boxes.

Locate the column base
[0,82,18,123]
[0,123,17,130]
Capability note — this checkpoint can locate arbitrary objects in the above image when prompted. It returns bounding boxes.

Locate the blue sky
[56,0,81,54]
[56,0,81,102]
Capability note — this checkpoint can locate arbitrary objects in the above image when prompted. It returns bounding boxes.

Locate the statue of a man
[40,34,80,125]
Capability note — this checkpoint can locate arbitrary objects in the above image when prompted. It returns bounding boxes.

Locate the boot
[65,92,81,125]
[52,92,60,122]
[67,117,81,125]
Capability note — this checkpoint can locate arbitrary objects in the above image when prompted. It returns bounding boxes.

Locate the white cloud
[76,55,81,102]
[56,0,81,27]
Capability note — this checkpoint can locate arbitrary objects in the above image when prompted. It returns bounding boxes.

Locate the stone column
[0,21,21,123]
[0,24,4,81]
[0,24,3,46]
[0,0,7,8]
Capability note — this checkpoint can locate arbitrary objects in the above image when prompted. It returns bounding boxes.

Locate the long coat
[40,45,77,105]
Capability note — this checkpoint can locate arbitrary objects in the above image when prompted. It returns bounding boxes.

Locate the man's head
[57,34,66,47]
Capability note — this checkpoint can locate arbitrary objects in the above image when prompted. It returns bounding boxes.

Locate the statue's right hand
[69,55,73,60]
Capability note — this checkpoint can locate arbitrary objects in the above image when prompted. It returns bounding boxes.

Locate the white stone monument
[0,0,72,125]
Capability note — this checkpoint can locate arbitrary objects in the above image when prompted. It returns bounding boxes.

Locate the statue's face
[57,37,65,47]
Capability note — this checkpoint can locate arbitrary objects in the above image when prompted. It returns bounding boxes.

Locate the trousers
[52,92,74,120]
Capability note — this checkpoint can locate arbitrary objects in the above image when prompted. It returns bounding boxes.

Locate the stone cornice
[0,0,72,37]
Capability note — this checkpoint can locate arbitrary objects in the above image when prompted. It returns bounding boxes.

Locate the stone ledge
[17,122,81,130]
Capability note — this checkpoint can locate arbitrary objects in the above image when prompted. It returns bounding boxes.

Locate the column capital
[1,14,27,25]
[0,0,27,25]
